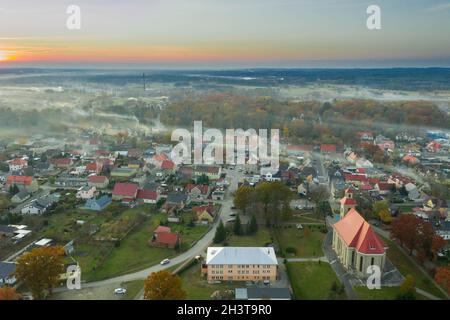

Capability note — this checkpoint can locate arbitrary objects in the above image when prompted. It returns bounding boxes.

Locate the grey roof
[247,288,291,300]
[14,190,30,200]
[0,262,16,279]
[206,247,278,265]
[167,192,188,204]
[0,225,16,234]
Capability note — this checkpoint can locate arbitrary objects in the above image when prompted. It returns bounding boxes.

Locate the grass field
[177,261,243,300]
[286,262,346,300]
[276,227,326,258]
[77,212,208,281]
[121,280,144,300]
[355,286,428,300]
[227,227,273,247]
[380,236,446,299]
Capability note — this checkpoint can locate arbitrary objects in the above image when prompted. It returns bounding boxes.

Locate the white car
[160,258,170,265]
[114,288,127,295]
[296,223,303,229]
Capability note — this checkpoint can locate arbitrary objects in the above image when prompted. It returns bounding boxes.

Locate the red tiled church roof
[333,208,385,254]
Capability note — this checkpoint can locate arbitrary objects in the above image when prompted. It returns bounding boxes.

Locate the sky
[0,0,450,68]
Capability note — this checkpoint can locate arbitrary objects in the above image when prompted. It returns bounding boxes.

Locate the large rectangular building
[202,247,278,282]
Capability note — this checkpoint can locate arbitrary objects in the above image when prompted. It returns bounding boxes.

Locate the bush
[285,247,297,255]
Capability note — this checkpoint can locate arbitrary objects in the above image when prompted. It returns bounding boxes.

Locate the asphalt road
[54,167,242,297]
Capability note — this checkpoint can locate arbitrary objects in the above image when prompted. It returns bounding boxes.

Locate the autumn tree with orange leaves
[0,286,21,300]
[435,267,450,295]
[391,214,435,258]
[14,246,66,299]
[144,270,186,300]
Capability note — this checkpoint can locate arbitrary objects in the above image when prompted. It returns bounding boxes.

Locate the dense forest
[161,93,449,145]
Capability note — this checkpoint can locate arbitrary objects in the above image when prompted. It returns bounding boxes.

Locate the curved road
[57,168,241,294]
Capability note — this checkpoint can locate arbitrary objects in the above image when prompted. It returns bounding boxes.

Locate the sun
[0,51,13,62]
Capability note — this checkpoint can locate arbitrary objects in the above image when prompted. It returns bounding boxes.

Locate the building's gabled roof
[86,195,111,208]
[155,232,179,246]
[333,208,385,255]
[137,189,158,200]
[6,175,33,186]
[320,144,337,153]
[112,183,138,197]
[206,247,278,265]
[185,184,209,194]
[340,197,357,206]
[88,175,108,184]
[154,226,171,234]
[161,160,175,170]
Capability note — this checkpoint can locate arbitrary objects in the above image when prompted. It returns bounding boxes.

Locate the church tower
[340,188,357,219]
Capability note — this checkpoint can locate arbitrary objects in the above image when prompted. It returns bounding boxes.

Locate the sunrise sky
[1,0,450,68]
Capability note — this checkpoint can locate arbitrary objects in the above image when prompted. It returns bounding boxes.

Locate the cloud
[425,2,450,12]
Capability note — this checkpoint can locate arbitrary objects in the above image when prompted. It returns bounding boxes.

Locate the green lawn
[276,227,326,258]
[380,236,446,299]
[286,262,346,300]
[80,213,208,281]
[121,280,144,300]
[355,286,428,300]
[227,228,273,247]
[177,261,243,300]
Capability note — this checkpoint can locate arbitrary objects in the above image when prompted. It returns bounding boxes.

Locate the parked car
[296,224,303,229]
[114,288,127,295]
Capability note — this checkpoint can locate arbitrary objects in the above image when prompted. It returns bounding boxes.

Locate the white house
[8,158,28,172]
[76,186,96,199]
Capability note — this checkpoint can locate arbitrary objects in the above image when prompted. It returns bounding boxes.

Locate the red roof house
[161,160,175,170]
[112,183,138,200]
[137,189,159,203]
[320,144,337,153]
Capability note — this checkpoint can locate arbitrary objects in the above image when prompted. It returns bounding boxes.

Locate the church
[332,188,387,278]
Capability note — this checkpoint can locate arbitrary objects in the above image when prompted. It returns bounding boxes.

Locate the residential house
[21,197,53,215]
[185,184,210,201]
[149,226,180,249]
[55,176,87,188]
[357,131,374,141]
[8,158,28,172]
[193,204,215,223]
[76,186,96,200]
[50,158,73,169]
[83,195,112,211]
[112,183,138,201]
[193,165,222,181]
[88,175,109,189]
[164,192,188,211]
[161,160,175,173]
[320,144,337,154]
[332,208,387,278]
[5,175,38,193]
[137,189,159,204]
[375,182,395,195]
[402,155,420,165]
[0,262,16,286]
[211,189,225,201]
[374,135,395,152]
[201,247,278,282]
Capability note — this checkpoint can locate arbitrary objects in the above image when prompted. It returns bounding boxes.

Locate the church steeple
[340,188,357,219]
